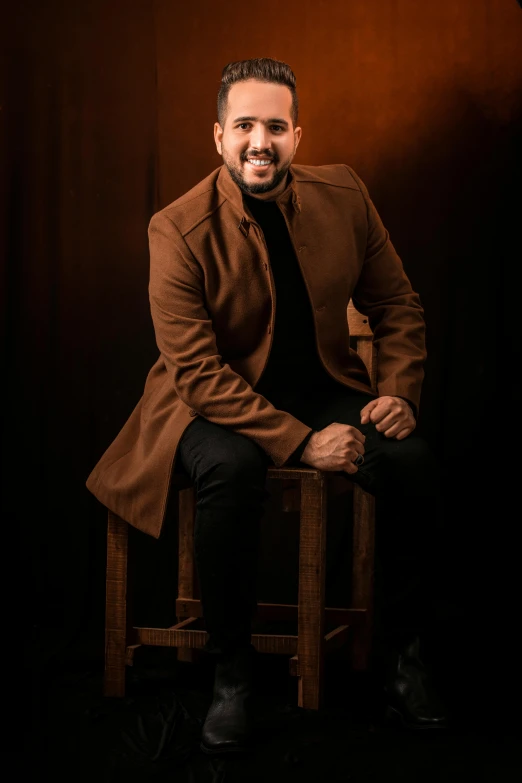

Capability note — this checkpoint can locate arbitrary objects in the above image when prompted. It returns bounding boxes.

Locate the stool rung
[176,597,367,626]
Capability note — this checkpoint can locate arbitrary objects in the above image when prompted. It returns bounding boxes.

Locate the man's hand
[360,396,415,440]
[300,422,366,475]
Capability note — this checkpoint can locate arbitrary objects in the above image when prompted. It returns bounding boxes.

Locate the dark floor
[29,628,521,783]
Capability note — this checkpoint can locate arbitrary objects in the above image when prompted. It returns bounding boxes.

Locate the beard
[222,148,293,195]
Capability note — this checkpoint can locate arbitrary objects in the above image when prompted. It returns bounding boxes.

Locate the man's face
[214,79,302,200]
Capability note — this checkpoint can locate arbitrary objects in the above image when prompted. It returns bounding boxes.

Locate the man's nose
[249,124,271,152]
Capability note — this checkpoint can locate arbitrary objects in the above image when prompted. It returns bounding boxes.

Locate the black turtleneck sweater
[243,193,337,460]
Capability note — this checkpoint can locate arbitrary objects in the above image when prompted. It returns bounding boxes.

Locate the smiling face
[214,79,302,200]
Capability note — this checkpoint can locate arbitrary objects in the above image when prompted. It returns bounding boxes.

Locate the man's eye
[236,123,284,131]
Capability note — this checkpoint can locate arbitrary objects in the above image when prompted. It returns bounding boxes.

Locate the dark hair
[217,57,298,128]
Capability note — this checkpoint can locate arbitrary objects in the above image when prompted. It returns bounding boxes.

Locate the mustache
[242,151,277,162]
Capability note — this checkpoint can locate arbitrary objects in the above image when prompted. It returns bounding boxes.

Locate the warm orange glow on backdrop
[154,0,521,204]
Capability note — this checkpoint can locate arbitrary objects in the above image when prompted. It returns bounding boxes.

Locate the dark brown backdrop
[6,0,522,715]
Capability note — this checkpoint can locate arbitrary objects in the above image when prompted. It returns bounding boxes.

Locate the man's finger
[360,399,379,415]
[370,406,391,424]
[394,426,413,441]
[352,429,366,444]
[360,399,379,423]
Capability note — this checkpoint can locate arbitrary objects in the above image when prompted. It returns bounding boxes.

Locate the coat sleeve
[345,165,427,416]
[148,212,312,466]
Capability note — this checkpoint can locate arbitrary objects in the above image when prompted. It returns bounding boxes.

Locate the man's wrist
[299,431,317,462]
[288,429,315,463]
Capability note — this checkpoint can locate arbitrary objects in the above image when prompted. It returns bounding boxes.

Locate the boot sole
[385,705,448,730]
[200,740,252,756]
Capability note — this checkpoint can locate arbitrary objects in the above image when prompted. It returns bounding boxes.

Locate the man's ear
[293,125,302,153]
[214,122,223,156]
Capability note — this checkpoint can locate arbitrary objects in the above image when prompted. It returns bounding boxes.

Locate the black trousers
[176,382,441,659]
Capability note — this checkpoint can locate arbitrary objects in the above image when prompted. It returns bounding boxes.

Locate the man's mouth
[245,157,274,169]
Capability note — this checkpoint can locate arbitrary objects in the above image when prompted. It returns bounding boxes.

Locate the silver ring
[354,454,364,466]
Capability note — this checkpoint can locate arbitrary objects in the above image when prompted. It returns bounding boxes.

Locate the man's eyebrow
[232,116,289,126]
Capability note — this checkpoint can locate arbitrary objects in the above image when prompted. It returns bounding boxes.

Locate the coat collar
[216,163,302,236]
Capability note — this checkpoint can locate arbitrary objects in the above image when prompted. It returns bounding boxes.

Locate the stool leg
[104,511,129,697]
[177,486,197,663]
[297,474,327,710]
[351,486,375,670]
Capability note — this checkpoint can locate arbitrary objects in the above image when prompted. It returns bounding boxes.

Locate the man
[87,57,447,755]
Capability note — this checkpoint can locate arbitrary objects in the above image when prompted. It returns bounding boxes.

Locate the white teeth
[248,159,271,166]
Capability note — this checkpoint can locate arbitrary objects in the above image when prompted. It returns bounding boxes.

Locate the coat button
[189,409,197,417]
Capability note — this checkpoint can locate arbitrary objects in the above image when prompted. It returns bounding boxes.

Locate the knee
[391,436,436,468]
[381,436,440,495]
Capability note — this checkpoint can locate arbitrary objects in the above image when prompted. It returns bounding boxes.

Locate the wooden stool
[104,302,376,710]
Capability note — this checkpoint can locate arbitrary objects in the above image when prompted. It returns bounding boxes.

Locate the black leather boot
[384,637,448,729]
[200,644,257,755]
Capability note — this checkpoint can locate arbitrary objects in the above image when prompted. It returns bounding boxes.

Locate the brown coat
[86,163,426,538]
